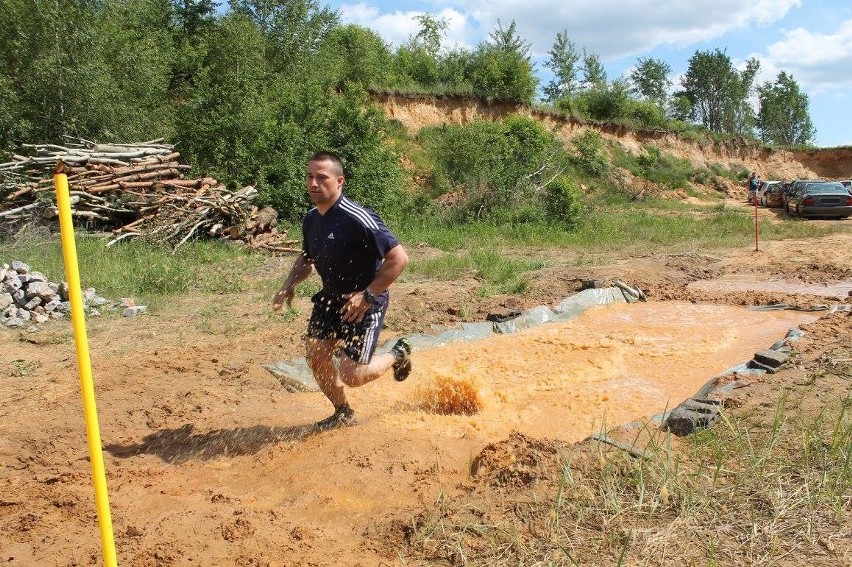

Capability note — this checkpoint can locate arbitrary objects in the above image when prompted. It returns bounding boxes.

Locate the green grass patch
[613,144,711,192]
[1,228,265,301]
[3,202,844,305]
[396,202,844,258]
[407,248,545,295]
[405,391,851,565]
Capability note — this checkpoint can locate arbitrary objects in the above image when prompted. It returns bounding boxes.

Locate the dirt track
[1,221,850,565]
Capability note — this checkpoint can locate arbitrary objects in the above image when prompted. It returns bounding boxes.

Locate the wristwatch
[362,289,379,305]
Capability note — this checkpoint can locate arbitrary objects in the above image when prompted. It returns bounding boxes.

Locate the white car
[756,180,780,206]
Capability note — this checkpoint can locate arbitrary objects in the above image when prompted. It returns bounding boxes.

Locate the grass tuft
[403,392,852,565]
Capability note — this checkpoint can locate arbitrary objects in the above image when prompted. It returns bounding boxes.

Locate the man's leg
[338,351,396,387]
[305,337,346,407]
[306,337,358,430]
[337,301,412,386]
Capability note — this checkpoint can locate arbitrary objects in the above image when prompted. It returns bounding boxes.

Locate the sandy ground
[1,214,850,566]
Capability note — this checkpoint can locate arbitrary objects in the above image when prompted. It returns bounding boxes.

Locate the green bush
[392,45,441,88]
[625,99,666,130]
[421,115,569,219]
[467,45,537,103]
[578,84,630,122]
[572,130,610,177]
[254,89,408,221]
[615,144,696,190]
[544,176,584,228]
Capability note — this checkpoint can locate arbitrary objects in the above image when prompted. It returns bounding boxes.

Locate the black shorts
[306,291,388,364]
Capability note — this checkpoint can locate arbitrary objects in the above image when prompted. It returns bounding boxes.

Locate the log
[106,232,141,246]
[4,186,33,201]
[160,180,197,188]
[0,201,40,218]
[87,183,121,194]
[1,139,271,253]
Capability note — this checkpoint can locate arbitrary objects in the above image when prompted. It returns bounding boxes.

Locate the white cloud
[430,0,802,58]
[758,19,852,90]
[337,4,472,49]
[337,1,803,59]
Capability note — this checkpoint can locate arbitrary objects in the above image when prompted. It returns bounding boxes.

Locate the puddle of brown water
[384,301,818,442]
[687,275,852,297]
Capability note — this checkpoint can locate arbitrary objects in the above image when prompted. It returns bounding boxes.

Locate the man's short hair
[309,151,344,177]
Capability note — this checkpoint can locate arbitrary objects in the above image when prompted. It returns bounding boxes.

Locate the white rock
[122,306,148,317]
[11,260,30,274]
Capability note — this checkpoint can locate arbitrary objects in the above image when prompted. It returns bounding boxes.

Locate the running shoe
[391,338,412,382]
[313,405,357,431]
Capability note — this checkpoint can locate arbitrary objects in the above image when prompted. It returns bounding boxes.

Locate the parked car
[783,179,822,211]
[786,181,852,218]
[763,182,786,208]
[756,180,780,206]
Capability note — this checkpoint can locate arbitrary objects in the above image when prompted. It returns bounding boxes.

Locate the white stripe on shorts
[359,309,381,363]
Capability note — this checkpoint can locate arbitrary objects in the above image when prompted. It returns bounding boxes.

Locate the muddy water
[389,301,818,442]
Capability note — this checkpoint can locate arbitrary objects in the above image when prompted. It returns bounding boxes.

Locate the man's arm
[366,244,409,295]
[272,254,313,311]
[340,244,409,323]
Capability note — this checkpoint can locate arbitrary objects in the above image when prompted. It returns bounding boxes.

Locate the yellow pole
[53,161,118,567]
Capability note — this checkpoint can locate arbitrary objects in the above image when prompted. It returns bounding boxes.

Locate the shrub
[625,99,666,130]
[422,115,569,218]
[572,130,610,177]
[467,45,537,103]
[544,175,584,228]
[580,83,631,122]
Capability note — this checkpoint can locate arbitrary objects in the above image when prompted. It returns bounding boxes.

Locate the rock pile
[0,260,112,328]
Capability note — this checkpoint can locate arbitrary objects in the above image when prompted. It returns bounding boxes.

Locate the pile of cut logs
[0,139,299,253]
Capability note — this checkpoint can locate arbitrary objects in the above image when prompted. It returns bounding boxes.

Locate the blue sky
[320,0,852,148]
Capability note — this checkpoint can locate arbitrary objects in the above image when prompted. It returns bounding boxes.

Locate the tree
[580,50,606,90]
[725,57,760,136]
[467,20,537,103]
[0,0,176,143]
[0,0,102,142]
[88,0,177,140]
[318,24,393,90]
[227,0,338,74]
[178,11,273,186]
[629,57,672,112]
[543,30,580,103]
[677,48,760,135]
[172,0,217,37]
[757,72,815,146]
[389,13,449,89]
[412,13,447,58]
[488,19,530,57]
[170,0,218,99]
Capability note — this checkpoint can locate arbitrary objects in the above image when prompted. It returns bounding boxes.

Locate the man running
[272,151,411,430]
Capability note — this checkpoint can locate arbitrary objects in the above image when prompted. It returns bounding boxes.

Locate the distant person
[748,171,760,203]
[272,151,412,431]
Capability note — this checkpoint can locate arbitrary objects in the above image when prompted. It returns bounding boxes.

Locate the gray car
[786,181,852,218]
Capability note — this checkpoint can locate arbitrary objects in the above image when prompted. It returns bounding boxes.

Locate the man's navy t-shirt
[302,194,399,296]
